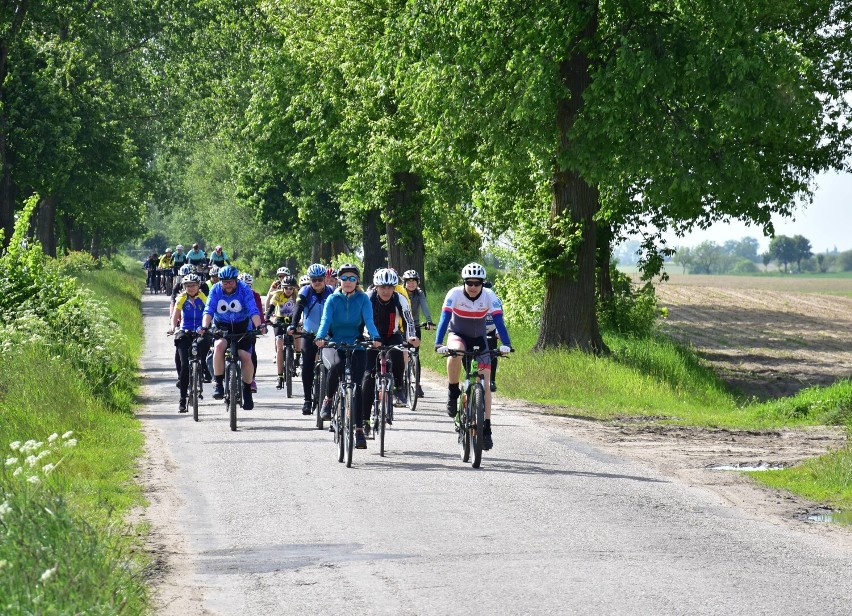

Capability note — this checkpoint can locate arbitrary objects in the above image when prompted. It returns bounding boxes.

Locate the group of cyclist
[164,245,512,451]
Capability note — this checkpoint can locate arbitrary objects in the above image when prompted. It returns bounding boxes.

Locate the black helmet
[337,263,360,279]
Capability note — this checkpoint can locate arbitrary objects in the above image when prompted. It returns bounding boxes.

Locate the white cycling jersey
[440,286,503,339]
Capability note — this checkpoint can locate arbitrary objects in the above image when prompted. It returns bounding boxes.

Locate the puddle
[707,462,787,472]
[803,509,852,526]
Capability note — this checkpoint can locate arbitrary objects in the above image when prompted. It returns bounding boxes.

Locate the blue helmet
[218,265,239,280]
[307,263,326,278]
[178,264,194,276]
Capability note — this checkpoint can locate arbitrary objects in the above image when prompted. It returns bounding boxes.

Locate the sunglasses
[310,277,325,283]
[282,285,294,290]
[464,280,483,287]
[339,275,358,282]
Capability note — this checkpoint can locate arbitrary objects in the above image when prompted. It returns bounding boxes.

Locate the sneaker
[490,381,497,393]
[175,380,180,388]
[276,376,284,390]
[320,398,332,420]
[242,384,254,410]
[393,388,406,407]
[301,401,312,415]
[250,379,258,393]
[416,385,425,398]
[447,393,459,417]
[387,406,393,425]
[203,372,212,383]
[178,398,187,413]
[355,430,367,449]
[363,422,371,438]
[213,381,224,400]
[483,420,493,450]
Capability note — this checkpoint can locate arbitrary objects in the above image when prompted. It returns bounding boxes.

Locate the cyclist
[265,266,292,312]
[143,252,160,290]
[315,263,381,450]
[265,274,300,394]
[168,274,211,413]
[208,265,220,285]
[434,262,512,451]
[363,268,419,426]
[325,266,338,288]
[239,272,264,393]
[199,265,267,411]
[158,249,175,290]
[298,274,310,289]
[172,244,187,275]
[210,245,230,268]
[288,263,335,415]
[402,269,434,398]
[186,243,206,267]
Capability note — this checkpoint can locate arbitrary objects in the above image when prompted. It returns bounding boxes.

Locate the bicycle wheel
[228,363,239,431]
[379,380,390,457]
[470,383,486,468]
[335,392,345,463]
[406,357,418,412]
[191,361,200,422]
[458,392,470,463]
[345,387,355,468]
[285,343,294,398]
[314,364,325,430]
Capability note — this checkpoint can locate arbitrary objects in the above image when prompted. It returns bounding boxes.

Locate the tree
[396,0,852,352]
[723,237,761,263]
[792,235,813,272]
[769,235,797,272]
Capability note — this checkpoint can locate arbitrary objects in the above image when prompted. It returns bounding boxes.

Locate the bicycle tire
[228,363,239,431]
[459,392,470,463]
[314,364,325,430]
[471,383,485,468]
[191,361,200,422]
[345,387,355,468]
[335,392,344,463]
[285,343,293,398]
[406,357,418,412]
[379,380,390,457]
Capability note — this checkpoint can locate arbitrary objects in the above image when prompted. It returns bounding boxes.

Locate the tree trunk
[362,207,387,281]
[65,214,84,251]
[90,228,100,258]
[534,6,606,354]
[385,170,425,282]
[36,195,57,257]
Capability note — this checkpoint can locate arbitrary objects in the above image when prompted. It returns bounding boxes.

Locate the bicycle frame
[325,341,368,467]
[213,328,261,431]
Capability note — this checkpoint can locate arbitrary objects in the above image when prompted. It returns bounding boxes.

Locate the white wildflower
[0,560,7,570]
[42,463,56,474]
[62,431,74,440]
[9,441,20,451]
[36,450,50,461]
[27,475,40,485]
[63,439,77,448]
[5,457,17,466]
[39,567,56,582]
[47,433,59,443]
[0,501,11,518]
[12,467,22,477]
[25,455,37,468]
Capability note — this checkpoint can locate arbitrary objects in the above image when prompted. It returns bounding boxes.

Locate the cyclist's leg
[350,350,367,428]
[445,333,466,414]
[275,332,284,375]
[301,339,317,401]
[238,347,254,385]
[212,338,227,376]
[361,347,379,422]
[176,337,191,400]
[474,337,493,418]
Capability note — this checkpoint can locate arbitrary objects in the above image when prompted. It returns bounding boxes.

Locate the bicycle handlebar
[438,347,512,357]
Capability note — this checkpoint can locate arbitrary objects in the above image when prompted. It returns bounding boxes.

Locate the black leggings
[175,335,211,398]
[301,336,319,402]
[322,348,367,426]
[487,331,499,383]
[362,334,404,419]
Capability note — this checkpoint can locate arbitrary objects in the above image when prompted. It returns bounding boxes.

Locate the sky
[641,169,852,254]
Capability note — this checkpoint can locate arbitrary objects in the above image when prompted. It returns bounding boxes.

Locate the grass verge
[0,257,148,613]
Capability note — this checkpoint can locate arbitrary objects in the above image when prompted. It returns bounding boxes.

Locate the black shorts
[214,320,254,352]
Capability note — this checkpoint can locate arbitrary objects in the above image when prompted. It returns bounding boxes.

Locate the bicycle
[212,328,262,431]
[372,343,409,457]
[302,333,329,430]
[158,268,174,294]
[274,327,300,398]
[441,347,507,468]
[325,341,369,468]
[187,331,211,422]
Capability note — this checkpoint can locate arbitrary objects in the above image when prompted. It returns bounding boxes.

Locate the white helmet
[373,268,398,287]
[298,274,311,287]
[461,262,486,280]
[238,272,253,285]
[276,266,291,276]
[175,244,184,251]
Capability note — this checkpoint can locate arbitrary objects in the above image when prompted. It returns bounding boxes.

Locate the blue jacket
[295,284,335,333]
[203,280,259,325]
[316,290,380,344]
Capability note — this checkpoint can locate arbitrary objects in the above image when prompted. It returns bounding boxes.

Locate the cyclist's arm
[491,312,511,349]
[434,290,453,345]
[398,294,417,341]
[419,289,433,323]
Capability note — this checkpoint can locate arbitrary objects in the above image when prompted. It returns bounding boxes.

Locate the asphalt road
[140,293,852,615]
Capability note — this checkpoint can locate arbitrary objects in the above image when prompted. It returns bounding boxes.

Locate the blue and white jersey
[203,280,259,325]
[435,286,510,346]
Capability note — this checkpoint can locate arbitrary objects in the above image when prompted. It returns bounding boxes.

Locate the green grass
[0,259,148,613]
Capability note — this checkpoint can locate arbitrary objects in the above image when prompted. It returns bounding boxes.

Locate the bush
[598,269,661,338]
[837,250,852,272]
[730,259,759,274]
[493,270,545,329]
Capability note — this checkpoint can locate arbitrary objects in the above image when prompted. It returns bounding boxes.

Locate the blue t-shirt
[203,280,259,325]
[297,284,335,333]
[316,290,380,344]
